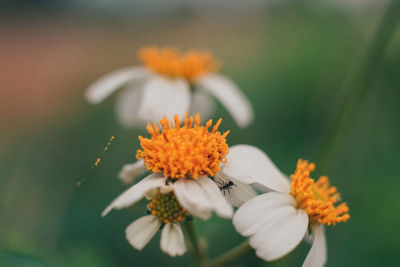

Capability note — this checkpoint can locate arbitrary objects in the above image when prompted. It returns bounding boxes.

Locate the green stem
[206,240,251,267]
[183,220,205,266]
[318,0,400,169]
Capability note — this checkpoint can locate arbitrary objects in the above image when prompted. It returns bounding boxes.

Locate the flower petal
[160,223,187,257]
[102,173,165,216]
[137,76,190,124]
[221,144,290,193]
[125,215,161,250]
[197,176,233,218]
[234,192,308,261]
[115,86,146,127]
[189,89,216,119]
[196,73,253,128]
[118,160,146,184]
[214,172,257,207]
[173,179,213,220]
[233,192,296,236]
[302,224,327,267]
[85,66,150,104]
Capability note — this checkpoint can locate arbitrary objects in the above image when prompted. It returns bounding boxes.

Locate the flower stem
[318,0,400,168]
[183,220,205,266]
[206,240,251,267]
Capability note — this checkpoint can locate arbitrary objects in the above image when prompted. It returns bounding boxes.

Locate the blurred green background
[1,0,399,266]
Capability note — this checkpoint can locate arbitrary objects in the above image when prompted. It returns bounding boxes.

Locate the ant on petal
[217,180,237,196]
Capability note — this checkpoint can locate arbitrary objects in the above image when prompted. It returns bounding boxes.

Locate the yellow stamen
[139,46,220,82]
[148,191,187,224]
[136,113,229,179]
[290,159,350,226]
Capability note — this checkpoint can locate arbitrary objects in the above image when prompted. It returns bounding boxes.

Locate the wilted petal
[214,172,257,207]
[102,173,165,216]
[137,76,190,124]
[196,73,253,128]
[118,160,146,184]
[173,179,213,220]
[221,144,290,193]
[125,215,161,250]
[160,223,187,256]
[85,67,150,104]
[303,224,327,267]
[197,176,233,218]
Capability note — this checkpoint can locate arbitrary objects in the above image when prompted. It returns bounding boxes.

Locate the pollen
[290,159,350,226]
[136,113,229,179]
[139,46,220,82]
[148,191,187,224]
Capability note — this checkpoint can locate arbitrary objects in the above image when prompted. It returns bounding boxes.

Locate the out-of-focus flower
[85,46,253,128]
[224,145,350,266]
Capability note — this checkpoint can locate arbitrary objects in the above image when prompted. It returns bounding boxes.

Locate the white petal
[173,179,213,220]
[115,86,146,128]
[214,172,257,207]
[102,173,165,216]
[85,67,150,104]
[302,224,327,267]
[221,144,290,193]
[233,192,296,236]
[197,176,233,218]
[189,89,216,119]
[196,73,253,128]
[235,192,308,262]
[137,76,190,124]
[118,160,146,184]
[125,215,161,250]
[160,223,187,256]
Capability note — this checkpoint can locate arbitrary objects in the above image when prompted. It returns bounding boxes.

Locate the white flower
[220,145,350,266]
[117,180,187,256]
[102,174,231,256]
[85,46,253,128]
[102,115,269,255]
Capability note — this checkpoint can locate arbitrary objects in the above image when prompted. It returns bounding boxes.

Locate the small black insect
[218,180,237,196]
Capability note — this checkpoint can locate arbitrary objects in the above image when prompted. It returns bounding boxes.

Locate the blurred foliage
[1,2,399,267]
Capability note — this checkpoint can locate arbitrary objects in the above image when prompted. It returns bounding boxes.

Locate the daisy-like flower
[221,145,350,266]
[85,46,253,128]
[102,114,256,255]
[124,187,188,256]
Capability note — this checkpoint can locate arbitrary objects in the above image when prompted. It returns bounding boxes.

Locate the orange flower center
[290,159,350,226]
[136,113,230,179]
[139,46,220,82]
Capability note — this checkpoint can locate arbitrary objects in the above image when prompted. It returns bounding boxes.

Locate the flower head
[221,145,350,266]
[137,113,229,179]
[102,114,243,256]
[139,46,220,82]
[124,187,187,257]
[290,159,350,226]
[85,45,253,128]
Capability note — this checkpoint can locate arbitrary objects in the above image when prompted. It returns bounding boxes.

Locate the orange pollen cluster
[136,113,230,179]
[290,159,350,226]
[139,46,220,82]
